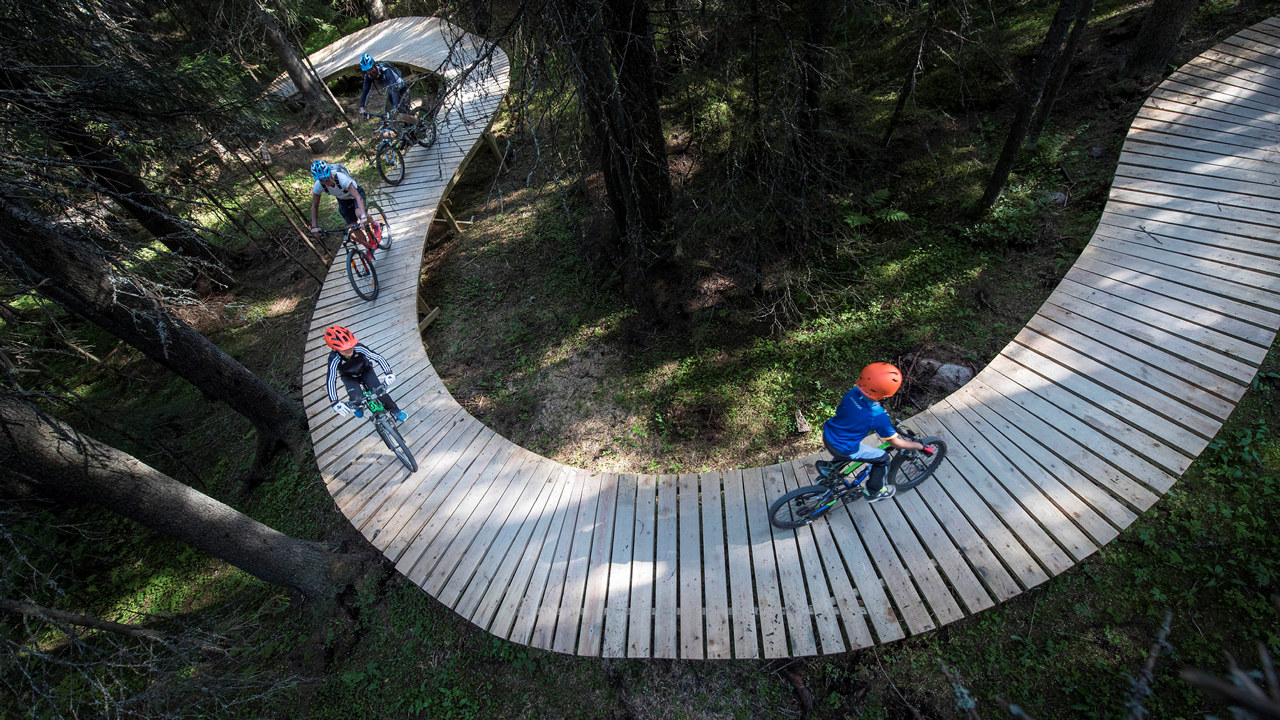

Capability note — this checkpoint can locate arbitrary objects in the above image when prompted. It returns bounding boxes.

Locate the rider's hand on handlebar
[919,443,934,455]
[310,226,321,236]
[380,373,395,388]
[332,401,353,417]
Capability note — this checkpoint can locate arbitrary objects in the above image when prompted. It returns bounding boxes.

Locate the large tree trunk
[799,0,829,147]
[1122,0,1200,78]
[557,0,671,314]
[0,396,358,602]
[974,0,1080,216]
[258,3,331,113]
[0,196,306,476]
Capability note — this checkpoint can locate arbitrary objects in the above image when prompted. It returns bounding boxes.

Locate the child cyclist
[822,362,930,502]
[308,160,380,248]
[324,325,407,423]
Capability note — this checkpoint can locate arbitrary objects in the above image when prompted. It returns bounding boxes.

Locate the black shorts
[337,186,369,225]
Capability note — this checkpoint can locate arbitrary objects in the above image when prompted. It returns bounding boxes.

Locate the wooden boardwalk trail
[290,17,1280,658]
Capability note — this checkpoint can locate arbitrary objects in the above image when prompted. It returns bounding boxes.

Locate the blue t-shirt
[822,387,898,454]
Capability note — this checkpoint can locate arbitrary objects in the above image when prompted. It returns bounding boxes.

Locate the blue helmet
[359,53,375,72]
[310,160,332,181]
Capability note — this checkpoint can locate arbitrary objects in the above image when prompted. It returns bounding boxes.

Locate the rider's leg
[358,367,400,414]
[338,197,373,249]
[340,374,365,416]
[390,86,416,127]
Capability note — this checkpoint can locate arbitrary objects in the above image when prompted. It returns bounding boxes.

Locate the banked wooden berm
[286,16,1280,658]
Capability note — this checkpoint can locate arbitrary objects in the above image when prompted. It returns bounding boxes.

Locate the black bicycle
[355,384,416,472]
[768,427,947,529]
[315,204,388,301]
[367,109,437,186]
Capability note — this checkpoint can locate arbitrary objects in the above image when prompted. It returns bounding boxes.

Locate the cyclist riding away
[309,160,379,247]
[324,325,408,423]
[357,53,418,132]
[822,363,929,503]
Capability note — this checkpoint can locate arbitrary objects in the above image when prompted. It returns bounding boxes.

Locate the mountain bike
[315,205,388,301]
[355,384,417,472]
[768,427,947,529]
[367,108,437,186]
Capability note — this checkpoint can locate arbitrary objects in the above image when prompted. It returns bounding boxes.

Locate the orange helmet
[324,325,357,351]
[857,362,902,401]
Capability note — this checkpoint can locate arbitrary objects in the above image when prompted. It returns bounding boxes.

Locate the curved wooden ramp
[297,17,1280,658]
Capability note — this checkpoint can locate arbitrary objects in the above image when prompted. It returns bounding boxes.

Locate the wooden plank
[1094,218,1280,285]
[759,464,819,655]
[1026,312,1235,423]
[720,469,760,659]
[912,411,1054,588]
[677,473,704,659]
[1050,280,1260,382]
[699,472,732,659]
[627,475,658,658]
[1121,140,1280,183]
[504,467,579,645]
[1014,324,1222,440]
[839,488,935,636]
[777,462,845,653]
[551,470,605,654]
[577,473,620,656]
[868,498,965,627]
[464,462,569,628]
[651,474,679,658]
[741,467,788,658]
[893,489,994,614]
[526,468,589,648]
[435,455,558,608]
[994,348,1199,475]
[602,474,639,658]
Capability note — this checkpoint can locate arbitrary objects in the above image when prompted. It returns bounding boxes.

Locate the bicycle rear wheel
[367,203,390,251]
[888,436,947,491]
[375,416,417,472]
[376,142,405,185]
[346,248,379,301]
[768,486,837,529]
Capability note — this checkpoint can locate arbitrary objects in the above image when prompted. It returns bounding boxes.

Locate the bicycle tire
[768,486,837,529]
[416,120,437,149]
[367,204,390,251]
[888,436,947,491]
[346,248,379,301]
[376,142,405,185]
[375,416,417,472]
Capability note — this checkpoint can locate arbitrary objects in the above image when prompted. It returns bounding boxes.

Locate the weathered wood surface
[296,18,1280,657]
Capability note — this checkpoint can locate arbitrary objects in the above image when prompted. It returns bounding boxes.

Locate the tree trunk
[0,195,306,476]
[974,0,1080,216]
[258,3,331,113]
[1122,0,1200,78]
[882,26,931,148]
[558,0,671,314]
[0,396,358,602]
[799,0,829,147]
[1025,0,1096,150]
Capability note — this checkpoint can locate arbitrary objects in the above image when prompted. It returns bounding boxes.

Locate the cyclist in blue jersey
[308,160,379,247]
[823,363,930,502]
[357,53,418,130]
[324,325,407,423]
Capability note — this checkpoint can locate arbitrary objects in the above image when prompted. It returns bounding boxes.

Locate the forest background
[3,0,1280,717]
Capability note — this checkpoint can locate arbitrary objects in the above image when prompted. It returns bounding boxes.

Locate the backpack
[322,163,357,197]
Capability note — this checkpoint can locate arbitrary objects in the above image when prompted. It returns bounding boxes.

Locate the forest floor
[7,2,1280,719]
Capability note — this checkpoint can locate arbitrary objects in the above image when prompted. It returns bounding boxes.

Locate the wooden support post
[417,292,440,333]
[436,202,464,235]
[482,130,505,169]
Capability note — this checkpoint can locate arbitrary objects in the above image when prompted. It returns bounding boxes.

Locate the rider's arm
[325,353,342,404]
[359,75,372,112]
[351,182,368,221]
[310,192,322,229]
[885,434,926,452]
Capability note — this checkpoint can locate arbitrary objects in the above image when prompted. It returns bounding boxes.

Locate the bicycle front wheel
[376,143,405,185]
[367,203,390,251]
[768,486,837,529]
[346,248,379,301]
[376,416,417,472]
[888,436,947,491]
[416,120,437,149]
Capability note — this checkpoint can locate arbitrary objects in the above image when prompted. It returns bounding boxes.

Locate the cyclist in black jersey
[324,325,406,422]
